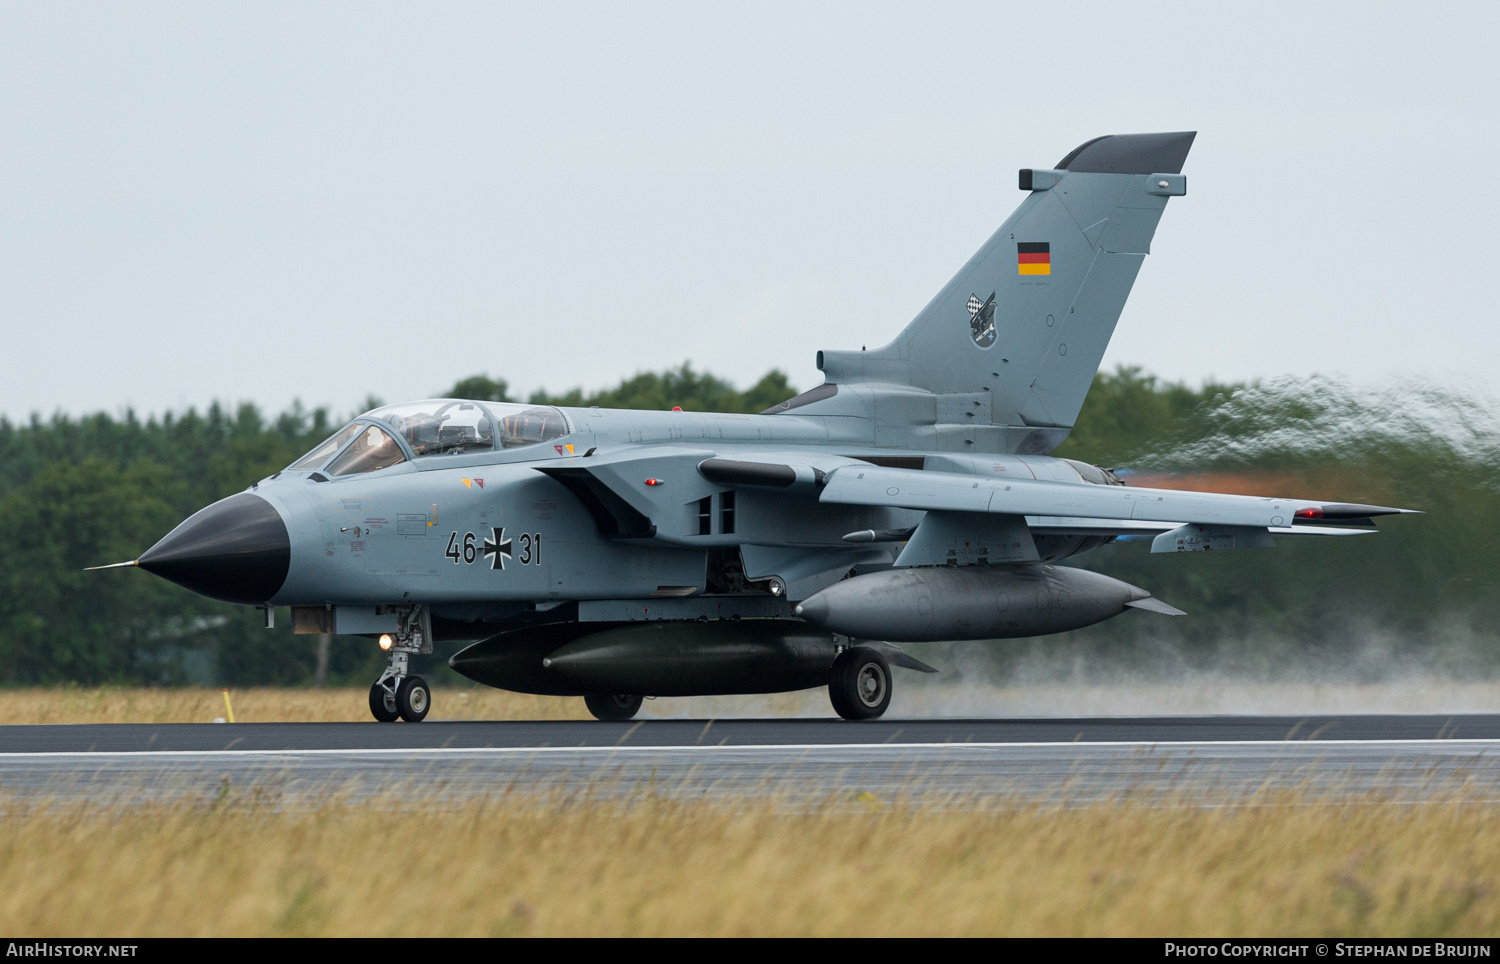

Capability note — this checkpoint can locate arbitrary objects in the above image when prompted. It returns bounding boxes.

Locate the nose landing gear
[369,606,433,723]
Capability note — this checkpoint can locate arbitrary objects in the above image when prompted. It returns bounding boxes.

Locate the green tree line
[0,365,1493,686]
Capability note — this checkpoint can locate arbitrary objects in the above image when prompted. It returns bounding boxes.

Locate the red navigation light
[645,478,663,486]
[1294,507,1323,519]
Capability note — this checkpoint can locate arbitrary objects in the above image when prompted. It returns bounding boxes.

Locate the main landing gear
[569,647,898,722]
[369,606,433,723]
[584,693,643,721]
[828,646,892,721]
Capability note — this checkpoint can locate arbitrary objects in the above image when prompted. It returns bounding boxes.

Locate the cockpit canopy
[373,400,498,458]
[287,400,569,477]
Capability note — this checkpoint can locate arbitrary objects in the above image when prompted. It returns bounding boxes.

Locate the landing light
[378,634,393,651]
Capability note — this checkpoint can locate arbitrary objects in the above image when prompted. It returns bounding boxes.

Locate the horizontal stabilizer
[1125,597,1186,617]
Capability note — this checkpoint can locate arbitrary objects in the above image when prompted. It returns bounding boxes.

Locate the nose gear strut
[368,605,433,723]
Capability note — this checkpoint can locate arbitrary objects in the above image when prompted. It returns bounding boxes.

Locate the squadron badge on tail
[967,291,997,348]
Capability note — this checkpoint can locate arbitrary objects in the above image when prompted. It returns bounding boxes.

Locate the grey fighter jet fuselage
[121,132,1416,721]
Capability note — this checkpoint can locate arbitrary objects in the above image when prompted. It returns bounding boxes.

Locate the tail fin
[814,132,1194,454]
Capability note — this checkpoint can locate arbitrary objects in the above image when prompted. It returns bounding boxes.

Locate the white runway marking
[2,739,1497,805]
[0,736,1497,759]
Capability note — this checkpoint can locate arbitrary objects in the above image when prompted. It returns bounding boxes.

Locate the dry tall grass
[0,687,589,724]
[0,786,1495,937]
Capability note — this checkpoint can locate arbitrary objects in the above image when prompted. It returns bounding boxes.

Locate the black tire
[396,675,431,723]
[369,680,399,723]
[584,692,642,721]
[828,648,892,721]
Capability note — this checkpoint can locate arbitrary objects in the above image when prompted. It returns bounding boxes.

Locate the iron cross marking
[482,527,513,570]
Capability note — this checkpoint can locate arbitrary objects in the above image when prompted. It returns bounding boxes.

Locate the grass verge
[0,785,1495,936]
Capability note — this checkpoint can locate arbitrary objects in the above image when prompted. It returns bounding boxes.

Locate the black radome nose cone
[138,493,290,605]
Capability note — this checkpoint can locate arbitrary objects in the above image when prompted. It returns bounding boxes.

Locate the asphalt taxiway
[1,716,1497,805]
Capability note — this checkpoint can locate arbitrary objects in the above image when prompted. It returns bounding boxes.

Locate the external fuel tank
[450,619,839,696]
[794,565,1173,642]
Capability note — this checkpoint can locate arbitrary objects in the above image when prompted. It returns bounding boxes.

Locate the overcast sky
[3,2,1496,421]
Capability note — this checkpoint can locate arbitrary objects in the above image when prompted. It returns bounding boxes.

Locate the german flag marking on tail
[1018,241,1051,276]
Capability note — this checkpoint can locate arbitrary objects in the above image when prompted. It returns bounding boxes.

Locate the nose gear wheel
[397,676,431,722]
[368,680,398,723]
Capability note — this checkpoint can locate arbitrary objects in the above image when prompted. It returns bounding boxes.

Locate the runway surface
[9,714,1500,751]
[3,716,1497,805]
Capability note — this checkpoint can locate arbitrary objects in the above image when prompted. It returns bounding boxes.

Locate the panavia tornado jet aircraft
[110,131,1416,722]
